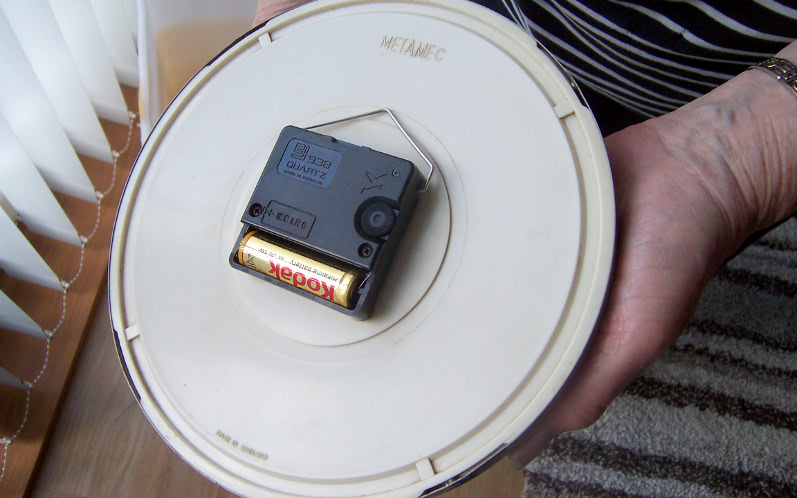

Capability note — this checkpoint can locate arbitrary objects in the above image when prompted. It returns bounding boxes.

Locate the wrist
[646,44,797,253]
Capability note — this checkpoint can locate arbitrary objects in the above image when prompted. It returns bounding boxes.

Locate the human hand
[254,0,310,25]
[249,0,797,471]
[510,43,797,468]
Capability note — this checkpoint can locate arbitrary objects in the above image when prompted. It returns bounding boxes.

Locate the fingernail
[510,430,554,470]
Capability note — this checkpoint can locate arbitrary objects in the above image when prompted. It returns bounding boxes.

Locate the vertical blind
[0,0,136,389]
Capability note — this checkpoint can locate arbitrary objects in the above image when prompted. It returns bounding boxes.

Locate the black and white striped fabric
[477,0,797,119]
[522,219,797,497]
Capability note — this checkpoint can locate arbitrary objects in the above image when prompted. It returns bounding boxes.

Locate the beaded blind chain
[0,112,139,486]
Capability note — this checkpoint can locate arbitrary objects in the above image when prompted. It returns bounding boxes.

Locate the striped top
[476,0,797,117]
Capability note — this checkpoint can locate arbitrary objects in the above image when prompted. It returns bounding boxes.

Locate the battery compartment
[227,126,423,319]
[230,226,370,311]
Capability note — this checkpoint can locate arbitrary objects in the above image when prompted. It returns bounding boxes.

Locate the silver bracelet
[749,57,797,96]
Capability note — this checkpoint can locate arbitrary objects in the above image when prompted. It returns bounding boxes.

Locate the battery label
[237,231,362,308]
[277,139,341,188]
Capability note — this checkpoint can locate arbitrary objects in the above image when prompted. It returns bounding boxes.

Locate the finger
[510,427,555,470]
[508,271,699,468]
[254,0,313,25]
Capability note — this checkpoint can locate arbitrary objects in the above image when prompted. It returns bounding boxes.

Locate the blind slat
[0,206,62,290]
[48,0,129,125]
[0,10,97,203]
[1,0,113,164]
[89,0,139,87]
[0,365,26,390]
[0,115,81,247]
[0,289,45,339]
[121,0,137,44]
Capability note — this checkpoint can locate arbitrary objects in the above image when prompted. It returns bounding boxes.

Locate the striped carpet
[523,217,797,497]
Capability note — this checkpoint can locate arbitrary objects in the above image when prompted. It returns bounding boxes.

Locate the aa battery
[237,231,363,308]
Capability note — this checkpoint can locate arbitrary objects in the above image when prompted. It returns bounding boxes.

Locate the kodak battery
[237,230,363,308]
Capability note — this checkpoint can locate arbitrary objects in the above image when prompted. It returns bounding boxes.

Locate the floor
[30,289,526,498]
